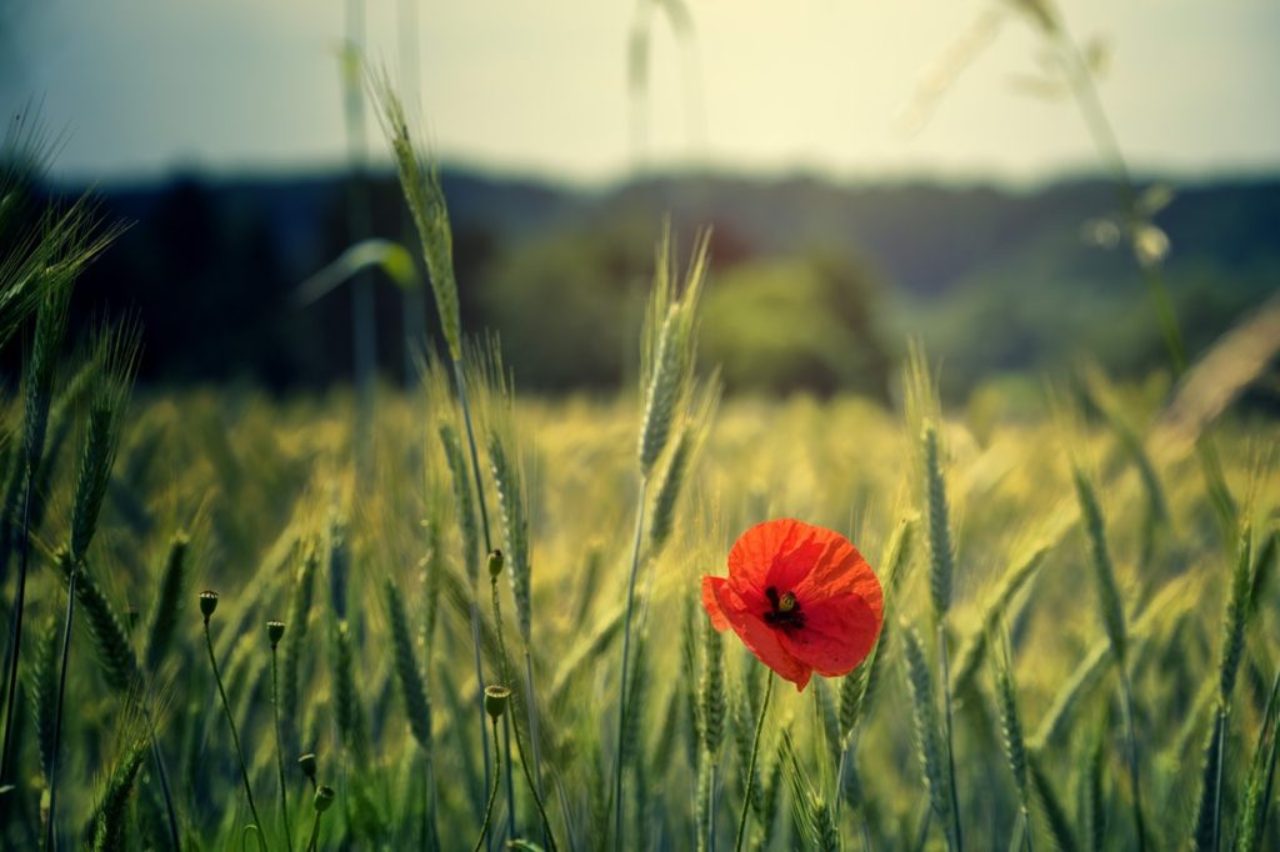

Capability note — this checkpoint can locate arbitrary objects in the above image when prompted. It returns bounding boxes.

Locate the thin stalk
[204,618,269,852]
[270,644,293,851]
[490,576,518,843]
[1053,27,1235,534]
[519,647,545,844]
[937,626,963,852]
[0,465,36,785]
[469,599,492,818]
[1209,705,1227,852]
[508,703,558,852]
[502,715,516,842]
[455,357,497,822]
[1118,672,1147,852]
[142,704,182,852]
[613,476,649,844]
[304,810,325,852]
[733,670,774,852]
[473,717,503,852]
[44,563,77,852]
[707,763,717,852]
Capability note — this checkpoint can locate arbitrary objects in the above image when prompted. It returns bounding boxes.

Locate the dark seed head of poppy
[314,785,336,813]
[267,620,285,645]
[763,585,806,631]
[298,752,317,780]
[199,590,219,621]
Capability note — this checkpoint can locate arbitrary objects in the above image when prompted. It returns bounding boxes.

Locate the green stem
[490,577,518,843]
[1118,671,1146,852]
[45,561,77,852]
[454,355,497,821]
[473,717,503,852]
[1209,704,1227,852]
[0,466,36,787]
[305,810,323,852]
[733,670,774,852]
[204,619,269,852]
[613,476,648,844]
[270,644,293,851]
[937,625,963,852]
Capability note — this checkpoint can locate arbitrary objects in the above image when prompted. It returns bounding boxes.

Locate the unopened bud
[298,753,317,780]
[484,684,511,720]
[199,590,219,621]
[487,549,504,580]
[267,620,285,645]
[314,785,336,813]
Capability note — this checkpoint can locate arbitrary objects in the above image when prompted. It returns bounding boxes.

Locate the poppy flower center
[763,586,806,631]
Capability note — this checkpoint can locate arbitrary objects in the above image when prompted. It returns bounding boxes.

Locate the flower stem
[613,475,648,844]
[937,624,963,852]
[45,561,78,852]
[270,644,293,851]
[733,670,774,852]
[304,810,323,852]
[473,717,503,852]
[204,618,269,852]
[1118,671,1146,852]
[0,466,36,787]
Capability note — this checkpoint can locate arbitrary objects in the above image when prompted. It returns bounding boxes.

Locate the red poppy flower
[701,518,884,691]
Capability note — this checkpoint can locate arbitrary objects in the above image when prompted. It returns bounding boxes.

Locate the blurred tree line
[5,167,1276,401]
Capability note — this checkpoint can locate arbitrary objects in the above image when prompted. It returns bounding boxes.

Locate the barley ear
[922,423,954,620]
[901,622,952,835]
[90,735,149,852]
[370,78,463,361]
[385,579,432,754]
[144,531,190,673]
[1072,466,1127,663]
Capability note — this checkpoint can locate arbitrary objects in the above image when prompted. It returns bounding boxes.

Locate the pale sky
[3,0,1279,184]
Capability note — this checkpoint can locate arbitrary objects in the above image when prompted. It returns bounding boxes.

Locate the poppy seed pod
[298,752,317,781]
[484,684,511,720]
[267,620,285,645]
[314,785,336,813]
[199,590,219,621]
[487,549,504,580]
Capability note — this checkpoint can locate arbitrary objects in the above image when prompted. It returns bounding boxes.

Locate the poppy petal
[779,593,882,677]
[703,575,812,689]
[701,576,732,631]
[726,518,808,596]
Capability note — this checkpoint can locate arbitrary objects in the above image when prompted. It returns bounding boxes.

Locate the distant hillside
[38,167,1280,396]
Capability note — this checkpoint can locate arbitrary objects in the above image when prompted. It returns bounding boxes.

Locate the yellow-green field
[1,354,1275,850]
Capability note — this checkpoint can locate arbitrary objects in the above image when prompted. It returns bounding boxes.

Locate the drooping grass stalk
[268,621,293,852]
[1072,466,1145,852]
[733,671,774,852]
[1024,5,1236,536]
[201,591,269,852]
